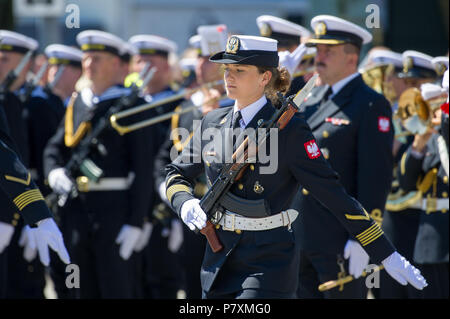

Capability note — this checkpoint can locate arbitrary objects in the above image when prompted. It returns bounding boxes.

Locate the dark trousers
[297,249,368,299]
[377,262,423,299]
[0,250,7,298]
[142,223,184,299]
[180,226,206,299]
[418,263,449,299]
[6,219,45,299]
[205,288,297,299]
[60,197,137,299]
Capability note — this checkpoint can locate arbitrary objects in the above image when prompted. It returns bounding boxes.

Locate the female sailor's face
[223,64,270,105]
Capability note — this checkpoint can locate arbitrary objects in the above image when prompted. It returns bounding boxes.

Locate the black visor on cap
[397,66,438,79]
[210,49,279,68]
[307,30,363,49]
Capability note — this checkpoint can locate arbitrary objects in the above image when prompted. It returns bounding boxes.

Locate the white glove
[278,43,307,76]
[133,222,153,252]
[34,218,71,266]
[115,224,142,260]
[0,222,14,254]
[180,198,207,231]
[18,225,38,262]
[48,168,73,195]
[344,239,370,279]
[168,219,184,253]
[382,251,428,290]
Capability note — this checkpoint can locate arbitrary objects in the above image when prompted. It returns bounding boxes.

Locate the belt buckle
[222,213,235,232]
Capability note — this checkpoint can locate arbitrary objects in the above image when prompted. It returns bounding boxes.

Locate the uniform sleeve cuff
[20,200,53,226]
[172,192,195,217]
[361,234,396,264]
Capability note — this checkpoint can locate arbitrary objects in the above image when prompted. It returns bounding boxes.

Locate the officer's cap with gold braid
[128,34,177,58]
[45,44,82,68]
[210,35,279,68]
[256,15,311,48]
[432,56,449,77]
[76,30,126,57]
[306,15,372,49]
[399,50,437,79]
[197,24,228,57]
[0,29,38,54]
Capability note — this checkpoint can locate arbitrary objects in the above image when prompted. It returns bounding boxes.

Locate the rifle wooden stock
[200,220,223,253]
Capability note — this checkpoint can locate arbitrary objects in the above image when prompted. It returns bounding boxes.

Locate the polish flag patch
[378,116,390,132]
[304,140,321,159]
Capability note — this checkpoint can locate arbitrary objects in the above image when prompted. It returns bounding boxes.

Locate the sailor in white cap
[290,15,399,299]
[129,34,177,98]
[400,50,439,82]
[44,44,83,102]
[43,29,157,298]
[257,15,312,96]
[166,34,426,299]
[395,75,449,299]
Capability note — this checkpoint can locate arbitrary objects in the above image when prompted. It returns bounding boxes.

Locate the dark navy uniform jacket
[165,98,395,295]
[43,85,157,228]
[292,75,394,254]
[23,87,65,195]
[398,134,449,264]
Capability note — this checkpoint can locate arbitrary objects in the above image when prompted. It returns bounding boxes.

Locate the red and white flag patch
[304,140,321,159]
[378,116,390,132]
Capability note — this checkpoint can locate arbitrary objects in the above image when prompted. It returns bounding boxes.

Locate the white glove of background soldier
[180,198,207,231]
[278,43,307,76]
[344,239,370,278]
[168,219,184,253]
[133,222,153,252]
[116,224,142,260]
[48,168,73,195]
[19,225,38,262]
[0,221,14,254]
[34,218,71,266]
[382,251,428,290]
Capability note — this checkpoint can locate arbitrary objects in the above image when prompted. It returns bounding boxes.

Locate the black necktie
[321,86,333,105]
[232,111,242,130]
[232,111,242,152]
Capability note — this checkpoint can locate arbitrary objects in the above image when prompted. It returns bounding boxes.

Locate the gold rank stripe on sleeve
[166,184,192,203]
[13,189,45,211]
[166,174,182,187]
[4,172,31,185]
[356,223,384,247]
[344,209,370,221]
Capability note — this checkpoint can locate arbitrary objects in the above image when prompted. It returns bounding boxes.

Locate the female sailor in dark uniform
[165,35,427,299]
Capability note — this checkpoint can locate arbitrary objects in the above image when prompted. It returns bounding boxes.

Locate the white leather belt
[218,209,299,232]
[409,198,449,212]
[78,173,135,192]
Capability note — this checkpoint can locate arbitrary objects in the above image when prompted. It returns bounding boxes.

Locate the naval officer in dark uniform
[287,15,395,298]
[165,34,427,299]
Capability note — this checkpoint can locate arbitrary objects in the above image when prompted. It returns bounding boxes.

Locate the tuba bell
[361,62,397,104]
[395,87,447,135]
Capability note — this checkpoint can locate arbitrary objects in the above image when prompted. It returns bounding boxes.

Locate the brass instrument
[110,80,225,135]
[361,63,397,104]
[395,87,447,136]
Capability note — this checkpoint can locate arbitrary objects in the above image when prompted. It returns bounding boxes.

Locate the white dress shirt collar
[233,95,267,128]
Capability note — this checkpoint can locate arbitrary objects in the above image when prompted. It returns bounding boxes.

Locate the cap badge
[226,36,240,55]
[403,57,413,73]
[260,23,272,37]
[315,22,327,37]
[435,62,446,76]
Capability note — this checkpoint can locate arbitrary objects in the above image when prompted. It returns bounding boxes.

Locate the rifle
[46,63,156,210]
[19,61,49,103]
[44,64,66,94]
[197,74,318,253]
[0,50,33,102]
